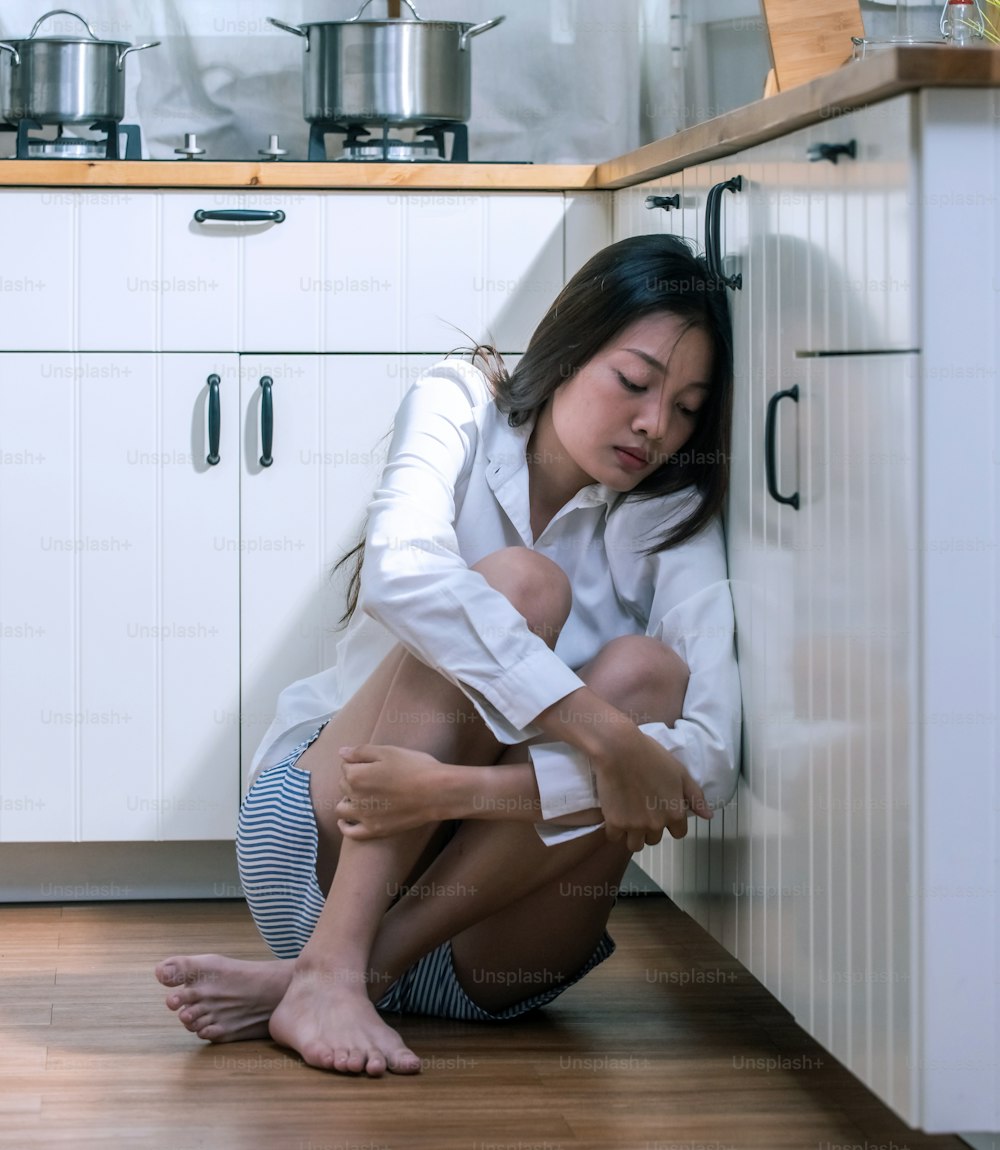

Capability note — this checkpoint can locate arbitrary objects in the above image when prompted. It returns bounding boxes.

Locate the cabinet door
[793,351,917,1112]
[0,353,240,841]
[238,354,441,787]
[750,96,915,355]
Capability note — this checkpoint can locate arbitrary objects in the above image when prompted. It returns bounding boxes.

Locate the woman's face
[546,311,714,493]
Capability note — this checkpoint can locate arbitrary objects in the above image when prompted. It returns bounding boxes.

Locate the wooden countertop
[595,45,1000,188]
[0,47,996,192]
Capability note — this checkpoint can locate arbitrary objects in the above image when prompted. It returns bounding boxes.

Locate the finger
[604,822,626,844]
[667,817,689,841]
[625,830,645,854]
[684,778,713,821]
[644,827,664,847]
[339,744,380,763]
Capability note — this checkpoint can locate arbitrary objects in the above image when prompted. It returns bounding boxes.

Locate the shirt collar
[480,400,623,519]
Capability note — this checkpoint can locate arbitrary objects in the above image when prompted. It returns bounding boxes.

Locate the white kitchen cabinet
[0,185,593,845]
[0,353,240,841]
[0,190,565,355]
[0,349,481,840]
[623,92,1000,1133]
[237,353,441,786]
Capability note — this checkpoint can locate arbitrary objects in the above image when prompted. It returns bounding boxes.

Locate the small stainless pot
[0,9,160,125]
[269,0,504,125]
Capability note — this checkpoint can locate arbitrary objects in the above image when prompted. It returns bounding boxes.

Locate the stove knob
[258,134,288,160]
[175,132,206,159]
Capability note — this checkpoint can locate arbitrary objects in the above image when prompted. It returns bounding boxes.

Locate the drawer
[0,189,566,354]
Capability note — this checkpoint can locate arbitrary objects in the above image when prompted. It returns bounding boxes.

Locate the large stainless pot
[0,9,159,125]
[269,0,504,125]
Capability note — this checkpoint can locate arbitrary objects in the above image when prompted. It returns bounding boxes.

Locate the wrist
[430,761,474,822]
[535,686,640,762]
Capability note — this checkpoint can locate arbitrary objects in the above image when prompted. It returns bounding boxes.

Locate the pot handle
[268,16,309,40]
[349,0,423,21]
[0,43,20,66]
[30,9,98,39]
[117,41,161,69]
[459,15,505,49]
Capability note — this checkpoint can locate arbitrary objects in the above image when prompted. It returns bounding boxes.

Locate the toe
[364,1050,387,1078]
[178,1008,212,1034]
[156,960,185,987]
[165,986,199,1011]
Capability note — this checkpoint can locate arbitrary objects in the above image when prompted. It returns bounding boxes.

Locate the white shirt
[250,360,742,813]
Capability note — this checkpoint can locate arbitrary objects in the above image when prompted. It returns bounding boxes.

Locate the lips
[613,445,651,472]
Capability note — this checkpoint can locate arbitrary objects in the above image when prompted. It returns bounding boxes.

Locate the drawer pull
[704,175,742,290]
[259,376,274,468]
[206,373,221,466]
[807,140,857,165]
[764,384,799,510]
[193,209,286,224]
[645,193,680,211]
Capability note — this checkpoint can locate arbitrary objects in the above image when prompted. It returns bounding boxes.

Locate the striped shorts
[236,727,615,1022]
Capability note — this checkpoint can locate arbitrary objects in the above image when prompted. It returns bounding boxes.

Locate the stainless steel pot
[269,0,504,125]
[0,9,159,125]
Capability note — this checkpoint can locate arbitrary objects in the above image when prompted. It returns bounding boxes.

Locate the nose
[632,390,669,443]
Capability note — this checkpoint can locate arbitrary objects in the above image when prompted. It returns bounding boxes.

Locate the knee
[471,548,571,649]
[582,635,689,726]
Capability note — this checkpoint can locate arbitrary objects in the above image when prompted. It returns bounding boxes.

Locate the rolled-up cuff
[534,820,606,847]
[528,740,600,819]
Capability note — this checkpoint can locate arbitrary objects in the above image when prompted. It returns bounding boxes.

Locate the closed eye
[615,371,646,394]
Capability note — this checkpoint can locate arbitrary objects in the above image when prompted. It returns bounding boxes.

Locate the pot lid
[8,10,130,47]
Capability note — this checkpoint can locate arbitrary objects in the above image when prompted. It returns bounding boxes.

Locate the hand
[590,728,713,853]
[335,743,445,840]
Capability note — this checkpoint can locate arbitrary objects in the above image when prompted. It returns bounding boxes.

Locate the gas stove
[310,120,468,162]
[7,119,142,160]
[1,119,528,164]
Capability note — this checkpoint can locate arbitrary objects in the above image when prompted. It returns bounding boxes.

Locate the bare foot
[268,963,421,1077]
[155,954,292,1042]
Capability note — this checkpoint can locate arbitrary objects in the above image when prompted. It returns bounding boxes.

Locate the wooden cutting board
[760,0,865,91]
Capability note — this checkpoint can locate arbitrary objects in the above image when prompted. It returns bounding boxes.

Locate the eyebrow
[623,348,711,390]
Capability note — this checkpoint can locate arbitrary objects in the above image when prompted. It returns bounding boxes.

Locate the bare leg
[158,548,571,1073]
[157,630,688,1053]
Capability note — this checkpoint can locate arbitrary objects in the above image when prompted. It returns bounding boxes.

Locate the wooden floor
[0,894,970,1150]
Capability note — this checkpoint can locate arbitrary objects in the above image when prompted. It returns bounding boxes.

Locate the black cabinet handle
[645,193,680,211]
[259,376,273,467]
[704,175,743,290]
[764,384,799,509]
[193,209,286,223]
[206,373,221,465]
[807,140,857,164]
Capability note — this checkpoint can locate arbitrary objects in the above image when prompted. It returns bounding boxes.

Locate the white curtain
[0,0,648,161]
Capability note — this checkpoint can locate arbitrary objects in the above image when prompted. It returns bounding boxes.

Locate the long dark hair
[335,233,733,622]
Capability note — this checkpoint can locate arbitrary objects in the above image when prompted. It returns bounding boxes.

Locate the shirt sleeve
[359,362,585,740]
[617,497,743,810]
[529,494,742,841]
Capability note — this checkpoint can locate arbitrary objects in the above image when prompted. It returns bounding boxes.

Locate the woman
[155,234,742,1077]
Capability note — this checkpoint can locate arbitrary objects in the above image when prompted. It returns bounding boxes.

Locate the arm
[528,499,742,847]
[335,744,602,840]
[359,362,587,733]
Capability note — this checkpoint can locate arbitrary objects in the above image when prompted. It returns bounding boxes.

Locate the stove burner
[11,120,142,160]
[309,121,469,163]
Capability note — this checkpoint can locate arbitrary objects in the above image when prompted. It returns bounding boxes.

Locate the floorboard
[0,894,970,1150]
